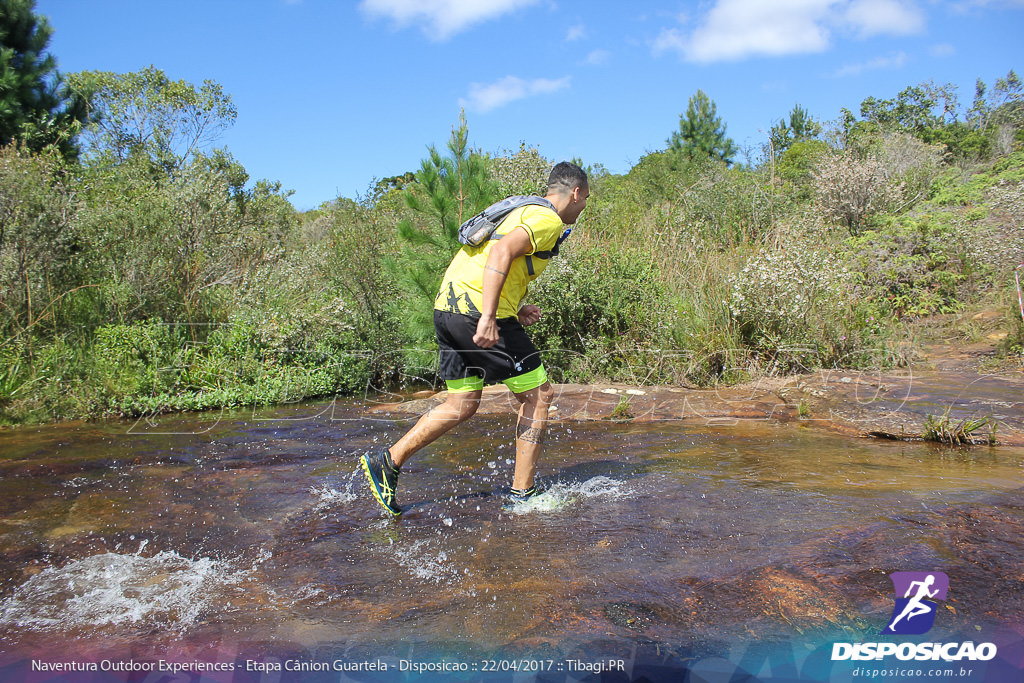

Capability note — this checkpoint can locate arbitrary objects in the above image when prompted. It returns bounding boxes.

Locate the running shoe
[360,447,401,517]
[502,484,540,510]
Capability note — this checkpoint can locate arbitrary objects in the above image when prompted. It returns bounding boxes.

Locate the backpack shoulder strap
[458,196,557,247]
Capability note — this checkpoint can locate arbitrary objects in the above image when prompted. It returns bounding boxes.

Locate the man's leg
[388,389,482,468]
[511,382,554,492]
[362,388,481,517]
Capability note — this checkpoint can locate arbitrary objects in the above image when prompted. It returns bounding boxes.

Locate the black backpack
[457,195,570,274]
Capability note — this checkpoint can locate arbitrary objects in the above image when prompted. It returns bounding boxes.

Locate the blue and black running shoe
[360,447,401,517]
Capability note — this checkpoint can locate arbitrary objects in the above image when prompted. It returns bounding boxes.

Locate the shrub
[75,154,290,327]
[92,320,185,400]
[93,310,370,418]
[317,199,405,382]
[813,150,904,235]
[527,240,670,383]
[846,213,975,318]
[776,140,830,199]
[729,239,867,369]
[0,144,78,339]
[489,144,549,197]
[594,152,776,249]
[983,179,1024,274]
[875,132,946,207]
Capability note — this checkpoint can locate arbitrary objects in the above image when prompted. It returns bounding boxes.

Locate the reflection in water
[0,399,1022,673]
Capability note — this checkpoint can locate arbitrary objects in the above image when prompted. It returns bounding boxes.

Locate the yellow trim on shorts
[503,365,548,394]
[445,376,485,393]
[445,366,548,395]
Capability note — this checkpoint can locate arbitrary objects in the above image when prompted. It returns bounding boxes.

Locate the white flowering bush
[813,150,904,235]
[877,132,947,205]
[985,179,1024,272]
[729,242,863,367]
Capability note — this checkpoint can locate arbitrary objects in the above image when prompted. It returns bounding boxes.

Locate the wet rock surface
[1,358,1022,675]
[371,346,1024,446]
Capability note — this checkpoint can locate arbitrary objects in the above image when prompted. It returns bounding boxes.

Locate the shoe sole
[360,454,402,517]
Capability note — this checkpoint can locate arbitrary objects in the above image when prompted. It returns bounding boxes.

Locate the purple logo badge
[881,571,949,635]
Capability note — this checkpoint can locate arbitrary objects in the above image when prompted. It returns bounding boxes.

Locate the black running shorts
[433,309,547,393]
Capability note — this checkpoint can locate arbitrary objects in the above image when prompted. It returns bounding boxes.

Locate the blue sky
[36,0,1024,210]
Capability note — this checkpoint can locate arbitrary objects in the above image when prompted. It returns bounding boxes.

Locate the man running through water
[361,161,589,517]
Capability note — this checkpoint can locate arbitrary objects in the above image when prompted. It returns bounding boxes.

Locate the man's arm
[472,227,534,348]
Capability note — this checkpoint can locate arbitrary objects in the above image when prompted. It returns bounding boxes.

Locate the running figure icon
[888,575,939,631]
[881,571,949,635]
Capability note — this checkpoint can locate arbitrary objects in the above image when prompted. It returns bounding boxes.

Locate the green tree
[968,78,989,129]
[769,103,822,156]
[392,111,498,341]
[75,152,291,327]
[859,87,930,133]
[990,69,1024,129]
[0,0,85,155]
[67,66,237,172]
[667,89,737,165]
[969,70,1023,127]
[0,143,77,339]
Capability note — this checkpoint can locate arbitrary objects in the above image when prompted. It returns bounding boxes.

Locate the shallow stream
[1,398,1022,681]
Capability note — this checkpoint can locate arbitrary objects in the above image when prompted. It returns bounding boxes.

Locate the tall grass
[2,125,1021,425]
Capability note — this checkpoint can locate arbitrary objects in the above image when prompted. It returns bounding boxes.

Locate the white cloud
[566,24,587,41]
[832,51,908,77]
[842,0,925,37]
[930,43,956,57]
[459,75,571,113]
[661,0,835,62]
[360,0,541,41]
[584,49,611,66]
[953,0,1024,7]
[653,0,926,63]
[651,27,690,55]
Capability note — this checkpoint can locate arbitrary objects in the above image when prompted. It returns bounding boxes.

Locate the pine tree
[391,111,498,342]
[667,89,737,165]
[0,0,84,155]
[769,103,822,156]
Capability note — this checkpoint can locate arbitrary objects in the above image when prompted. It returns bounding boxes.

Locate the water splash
[506,476,628,514]
[389,539,464,584]
[310,483,359,512]
[0,546,257,634]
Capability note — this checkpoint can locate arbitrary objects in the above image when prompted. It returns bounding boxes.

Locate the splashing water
[505,476,628,514]
[310,483,359,512]
[388,538,464,584]
[2,405,1022,672]
[0,547,256,633]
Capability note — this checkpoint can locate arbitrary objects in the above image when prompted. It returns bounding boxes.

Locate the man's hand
[473,315,500,348]
[518,305,542,327]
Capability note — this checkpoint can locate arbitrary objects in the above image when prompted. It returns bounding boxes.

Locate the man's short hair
[547,161,588,194]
